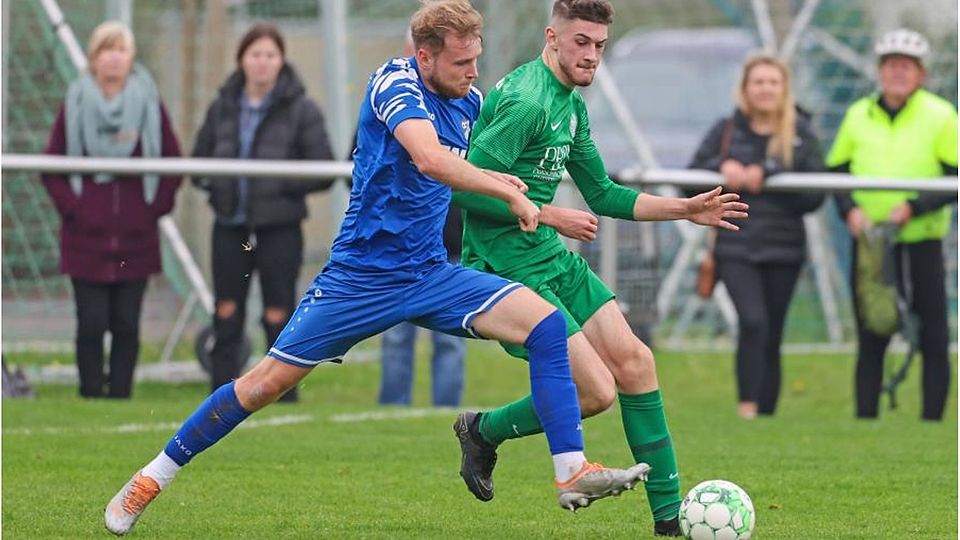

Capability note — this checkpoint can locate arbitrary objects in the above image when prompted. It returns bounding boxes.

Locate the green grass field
[3,343,956,539]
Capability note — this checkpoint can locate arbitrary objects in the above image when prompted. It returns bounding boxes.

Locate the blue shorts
[268,261,523,367]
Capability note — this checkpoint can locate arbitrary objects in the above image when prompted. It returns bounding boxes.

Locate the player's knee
[579,382,616,417]
[235,372,291,411]
[216,300,238,320]
[236,380,280,412]
[526,309,566,345]
[614,339,657,385]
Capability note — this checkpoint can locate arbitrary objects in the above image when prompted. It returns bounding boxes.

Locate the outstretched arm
[567,152,748,231]
[633,187,748,231]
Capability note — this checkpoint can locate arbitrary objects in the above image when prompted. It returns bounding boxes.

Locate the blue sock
[163,381,251,466]
[525,310,583,455]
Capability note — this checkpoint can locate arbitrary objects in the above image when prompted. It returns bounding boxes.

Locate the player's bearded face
[422,35,481,99]
[554,19,608,87]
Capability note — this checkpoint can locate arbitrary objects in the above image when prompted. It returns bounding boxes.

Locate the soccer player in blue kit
[104,1,649,535]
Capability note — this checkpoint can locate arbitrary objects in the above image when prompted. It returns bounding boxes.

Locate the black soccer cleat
[654,516,683,537]
[453,411,498,502]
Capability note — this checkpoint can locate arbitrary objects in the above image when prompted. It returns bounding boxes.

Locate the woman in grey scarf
[42,21,183,399]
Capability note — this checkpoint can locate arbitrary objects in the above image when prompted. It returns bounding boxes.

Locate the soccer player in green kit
[452,0,748,535]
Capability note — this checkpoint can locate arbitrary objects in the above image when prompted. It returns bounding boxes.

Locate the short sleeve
[470,94,545,169]
[369,60,431,133]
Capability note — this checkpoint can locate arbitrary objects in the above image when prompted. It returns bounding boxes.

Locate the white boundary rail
[3,154,956,352]
[4,155,956,193]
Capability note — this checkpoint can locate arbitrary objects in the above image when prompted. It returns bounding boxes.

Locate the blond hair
[86,21,135,69]
[735,53,796,167]
[410,0,483,54]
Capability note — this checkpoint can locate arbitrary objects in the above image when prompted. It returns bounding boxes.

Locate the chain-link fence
[2,0,957,352]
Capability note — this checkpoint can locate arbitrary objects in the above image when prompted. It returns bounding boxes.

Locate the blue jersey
[330,56,483,271]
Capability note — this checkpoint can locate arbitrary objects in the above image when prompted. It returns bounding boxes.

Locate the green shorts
[497,250,615,359]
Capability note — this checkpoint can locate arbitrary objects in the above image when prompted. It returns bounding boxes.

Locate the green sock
[619,390,681,522]
[478,395,544,446]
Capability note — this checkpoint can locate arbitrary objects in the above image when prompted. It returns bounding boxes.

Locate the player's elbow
[583,198,607,216]
[411,148,446,179]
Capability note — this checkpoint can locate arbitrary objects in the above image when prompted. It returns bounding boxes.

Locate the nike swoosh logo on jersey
[551,120,563,131]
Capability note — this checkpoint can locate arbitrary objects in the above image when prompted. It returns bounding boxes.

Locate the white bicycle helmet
[874,28,930,64]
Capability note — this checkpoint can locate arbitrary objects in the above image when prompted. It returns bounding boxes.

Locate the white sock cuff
[553,451,587,482]
[141,451,182,490]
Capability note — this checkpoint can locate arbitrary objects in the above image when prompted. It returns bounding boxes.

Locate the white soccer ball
[679,479,755,540]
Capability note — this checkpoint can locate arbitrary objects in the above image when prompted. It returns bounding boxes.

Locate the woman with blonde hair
[689,53,825,418]
[42,21,182,399]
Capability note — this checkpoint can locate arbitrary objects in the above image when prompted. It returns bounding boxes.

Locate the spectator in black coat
[192,23,335,401]
[689,53,825,418]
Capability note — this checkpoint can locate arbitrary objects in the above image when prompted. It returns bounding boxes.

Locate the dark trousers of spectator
[851,239,950,420]
[71,278,148,398]
[211,223,302,399]
[716,258,803,415]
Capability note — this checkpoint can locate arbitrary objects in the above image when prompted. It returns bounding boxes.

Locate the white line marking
[2,414,314,436]
[6,407,487,434]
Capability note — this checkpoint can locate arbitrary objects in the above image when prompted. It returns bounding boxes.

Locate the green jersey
[456,57,638,274]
